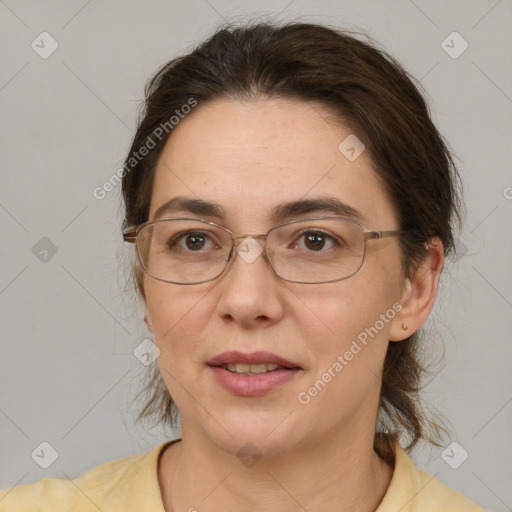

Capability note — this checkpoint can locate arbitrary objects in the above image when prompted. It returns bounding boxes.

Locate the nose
[215,236,284,326]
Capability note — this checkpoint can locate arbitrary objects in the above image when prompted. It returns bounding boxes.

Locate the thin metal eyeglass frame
[122,216,405,285]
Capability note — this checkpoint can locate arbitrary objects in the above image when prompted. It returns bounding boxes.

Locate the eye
[293,230,340,252]
[169,231,218,252]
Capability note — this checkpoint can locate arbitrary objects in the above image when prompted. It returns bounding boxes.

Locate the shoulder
[409,465,487,511]
[0,442,172,512]
[377,442,487,512]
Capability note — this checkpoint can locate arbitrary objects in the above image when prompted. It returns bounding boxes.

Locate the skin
[142,97,444,512]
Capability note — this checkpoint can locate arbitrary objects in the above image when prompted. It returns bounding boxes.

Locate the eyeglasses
[122,217,404,285]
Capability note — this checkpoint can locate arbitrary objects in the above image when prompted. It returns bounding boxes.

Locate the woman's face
[144,97,406,456]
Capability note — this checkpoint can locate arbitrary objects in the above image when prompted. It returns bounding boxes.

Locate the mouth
[206,351,303,396]
[206,351,302,376]
[217,363,291,375]
[207,351,301,371]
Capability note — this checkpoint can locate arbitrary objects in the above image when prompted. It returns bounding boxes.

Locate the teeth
[221,363,280,374]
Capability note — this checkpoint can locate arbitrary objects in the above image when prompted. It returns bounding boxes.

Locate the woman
[0,20,486,511]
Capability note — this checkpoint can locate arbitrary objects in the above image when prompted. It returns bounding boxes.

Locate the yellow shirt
[0,439,486,511]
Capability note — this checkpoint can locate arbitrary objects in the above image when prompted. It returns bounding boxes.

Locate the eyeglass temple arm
[364,230,403,240]
[122,226,137,243]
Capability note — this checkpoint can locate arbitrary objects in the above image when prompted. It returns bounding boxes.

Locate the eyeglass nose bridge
[228,232,269,254]
[223,232,276,272]
[231,233,268,243]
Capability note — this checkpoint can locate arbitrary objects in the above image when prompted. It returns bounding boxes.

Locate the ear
[144,305,154,334]
[389,237,444,342]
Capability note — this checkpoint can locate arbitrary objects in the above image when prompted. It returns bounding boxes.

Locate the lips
[206,351,301,369]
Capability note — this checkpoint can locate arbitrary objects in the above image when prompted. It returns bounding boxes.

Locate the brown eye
[169,231,214,252]
[184,233,207,251]
[304,232,326,251]
[295,230,339,252]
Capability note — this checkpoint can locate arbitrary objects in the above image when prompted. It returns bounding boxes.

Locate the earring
[401,323,408,331]
[144,315,153,330]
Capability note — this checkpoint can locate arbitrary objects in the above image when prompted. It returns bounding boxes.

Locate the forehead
[150,97,396,228]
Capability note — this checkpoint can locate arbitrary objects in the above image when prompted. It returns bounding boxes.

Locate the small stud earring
[401,323,408,331]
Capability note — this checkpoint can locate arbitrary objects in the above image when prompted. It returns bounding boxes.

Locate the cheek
[144,283,210,405]
[297,277,399,421]
[301,260,402,377]
[144,280,214,351]
[305,277,398,344]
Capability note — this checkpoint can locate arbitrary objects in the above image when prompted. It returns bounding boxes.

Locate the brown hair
[121,20,463,464]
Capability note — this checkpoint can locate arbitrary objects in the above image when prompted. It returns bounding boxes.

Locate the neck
[159,425,394,512]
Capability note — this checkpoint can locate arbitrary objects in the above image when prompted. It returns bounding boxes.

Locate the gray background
[0,1,511,510]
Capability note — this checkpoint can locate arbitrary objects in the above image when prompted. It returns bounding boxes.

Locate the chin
[199,412,306,460]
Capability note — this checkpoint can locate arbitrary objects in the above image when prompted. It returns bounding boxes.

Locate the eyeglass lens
[136,218,365,284]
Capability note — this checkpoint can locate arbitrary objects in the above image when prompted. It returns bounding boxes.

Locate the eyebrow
[152,195,364,224]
